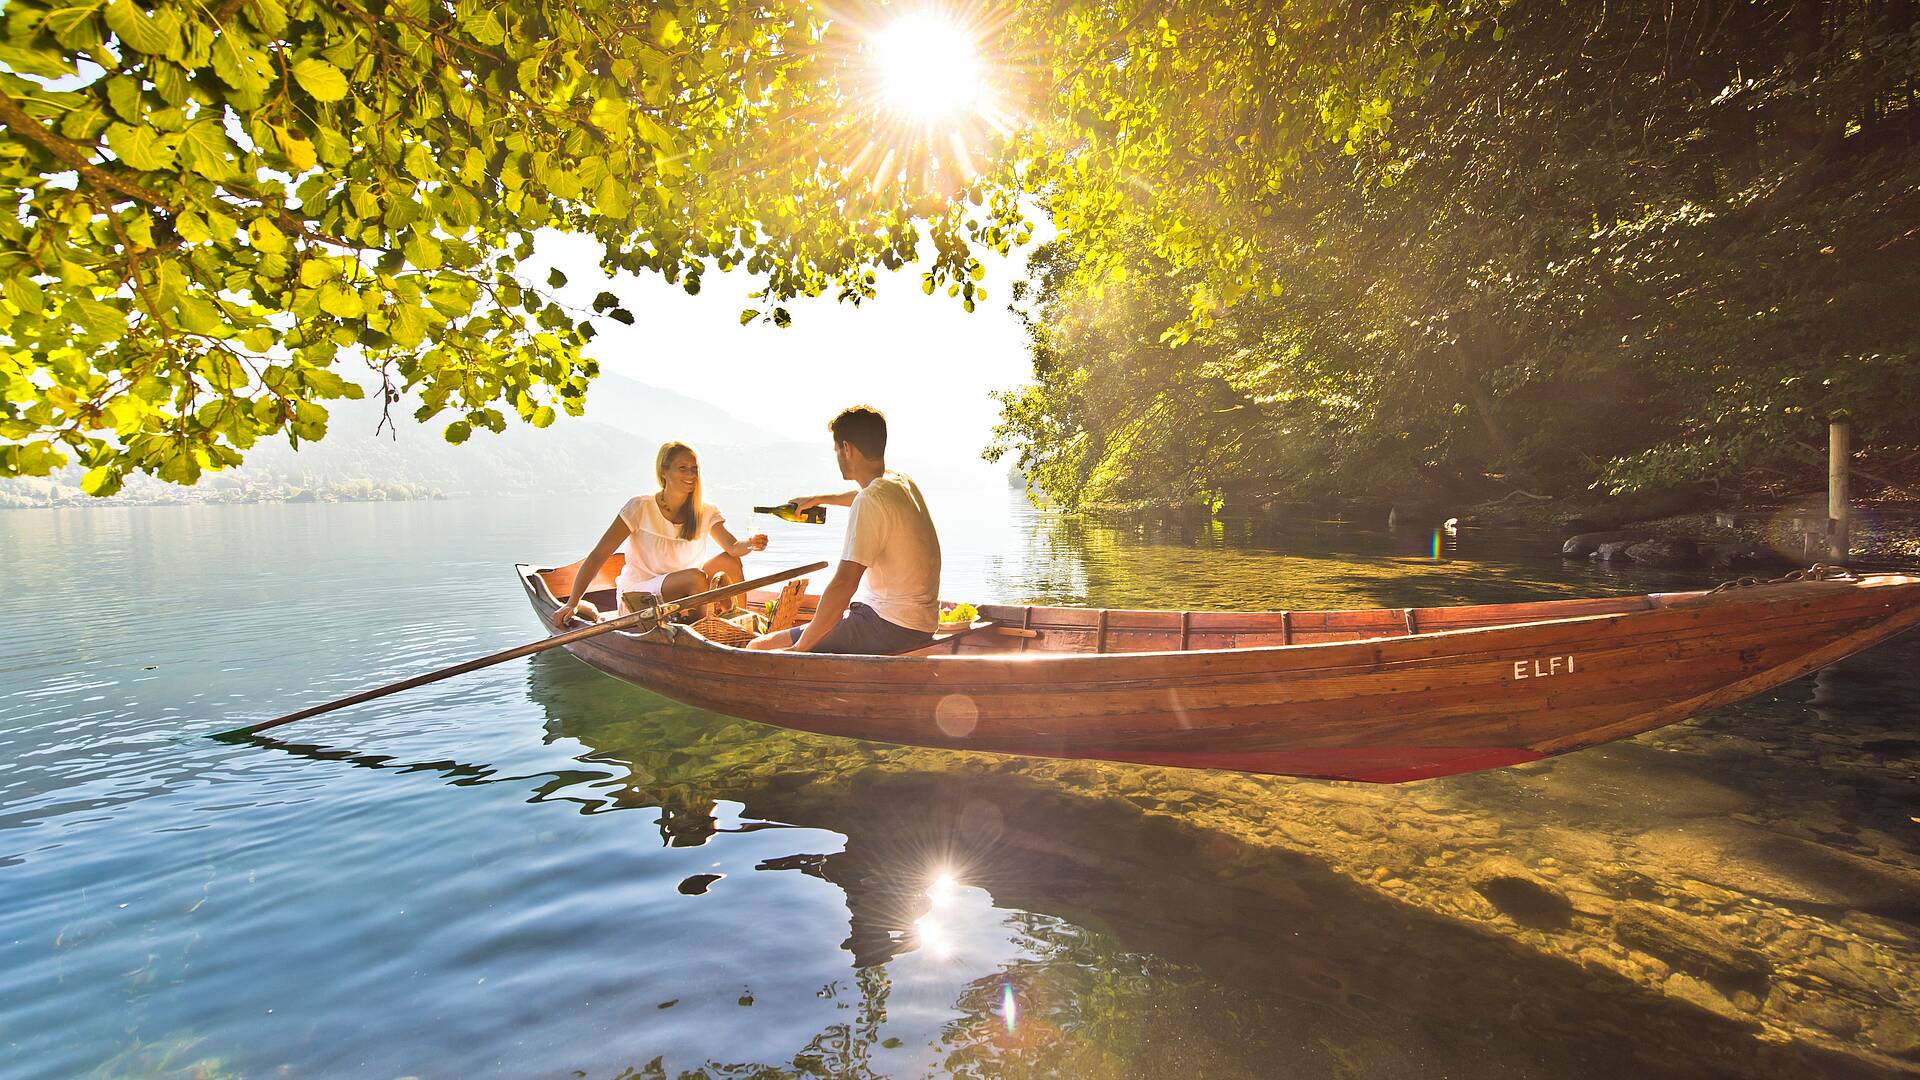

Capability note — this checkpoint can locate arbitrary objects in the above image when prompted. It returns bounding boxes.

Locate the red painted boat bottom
[1050,746,1548,784]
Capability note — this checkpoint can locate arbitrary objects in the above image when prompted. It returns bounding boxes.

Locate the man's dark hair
[830,406,887,459]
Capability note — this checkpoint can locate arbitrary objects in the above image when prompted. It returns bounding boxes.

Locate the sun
[872,14,987,121]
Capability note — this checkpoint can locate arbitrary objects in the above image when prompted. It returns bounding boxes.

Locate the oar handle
[216,560,828,740]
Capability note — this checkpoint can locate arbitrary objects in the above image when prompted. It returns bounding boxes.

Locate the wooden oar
[216,561,828,739]
[892,620,1040,656]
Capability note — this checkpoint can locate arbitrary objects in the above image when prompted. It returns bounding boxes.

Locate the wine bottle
[754,501,827,524]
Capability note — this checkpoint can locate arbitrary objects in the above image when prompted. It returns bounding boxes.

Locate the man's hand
[793,491,858,509]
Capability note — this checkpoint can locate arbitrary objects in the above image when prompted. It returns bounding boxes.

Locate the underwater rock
[1468,856,1573,929]
[1869,1012,1920,1058]
[1612,902,1771,994]
[1781,994,1864,1038]
[1329,807,1380,837]
[1801,955,1896,1002]
[1631,821,1920,916]
[1662,972,1754,1024]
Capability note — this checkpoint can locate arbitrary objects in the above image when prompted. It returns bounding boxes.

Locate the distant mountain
[0,375,820,509]
[581,373,793,447]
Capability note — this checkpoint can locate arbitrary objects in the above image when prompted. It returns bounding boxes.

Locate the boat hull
[517,567,1920,782]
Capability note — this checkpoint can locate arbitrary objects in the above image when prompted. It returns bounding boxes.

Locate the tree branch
[0,85,180,213]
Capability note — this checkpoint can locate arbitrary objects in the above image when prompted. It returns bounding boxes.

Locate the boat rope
[1708,563,1857,593]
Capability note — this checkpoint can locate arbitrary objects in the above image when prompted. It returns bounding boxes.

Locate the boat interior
[527,556,1672,656]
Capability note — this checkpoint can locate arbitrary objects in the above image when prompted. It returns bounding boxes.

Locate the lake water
[2,492,1917,1078]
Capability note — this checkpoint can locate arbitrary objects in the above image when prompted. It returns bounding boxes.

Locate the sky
[523,214,1051,496]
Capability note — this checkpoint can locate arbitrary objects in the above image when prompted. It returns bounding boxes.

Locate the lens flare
[1002,982,1018,1034]
[873,14,986,121]
[928,870,958,906]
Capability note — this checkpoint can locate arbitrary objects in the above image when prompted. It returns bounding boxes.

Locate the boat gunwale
[515,563,1920,666]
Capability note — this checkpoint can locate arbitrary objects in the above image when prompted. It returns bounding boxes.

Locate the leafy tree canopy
[991,0,1920,508]
[8,0,1914,505]
[0,0,1025,493]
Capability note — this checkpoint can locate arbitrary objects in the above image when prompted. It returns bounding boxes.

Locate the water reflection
[239,612,1919,1078]
[7,497,1916,1078]
[508,653,1890,1077]
[992,511,1701,612]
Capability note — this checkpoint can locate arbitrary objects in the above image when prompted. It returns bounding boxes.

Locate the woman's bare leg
[658,569,712,613]
[702,552,747,611]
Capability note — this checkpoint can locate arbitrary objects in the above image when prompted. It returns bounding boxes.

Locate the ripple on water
[2,497,1917,1078]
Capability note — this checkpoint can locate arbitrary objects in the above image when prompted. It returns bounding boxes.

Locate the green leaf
[248,218,288,254]
[595,174,629,217]
[81,465,124,497]
[177,120,239,181]
[105,0,171,55]
[70,296,129,338]
[212,35,273,94]
[0,42,76,78]
[547,267,568,288]
[4,276,46,315]
[273,124,317,173]
[292,57,350,101]
[608,307,635,325]
[156,449,202,485]
[107,76,144,123]
[319,282,364,318]
[739,309,759,325]
[444,420,473,445]
[591,290,620,313]
[652,12,684,48]
[403,231,442,270]
[105,123,176,170]
[392,303,428,347]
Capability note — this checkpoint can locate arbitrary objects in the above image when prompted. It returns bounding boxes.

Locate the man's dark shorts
[788,602,933,655]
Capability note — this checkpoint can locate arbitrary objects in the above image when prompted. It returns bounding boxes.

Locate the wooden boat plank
[562,608,1857,751]
[520,561,1920,781]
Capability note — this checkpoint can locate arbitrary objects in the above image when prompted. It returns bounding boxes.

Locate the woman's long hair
[655,441,703,540]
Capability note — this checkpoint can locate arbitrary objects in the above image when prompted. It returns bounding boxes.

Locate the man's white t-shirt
[615,495,724,595]
[843,472,941,632]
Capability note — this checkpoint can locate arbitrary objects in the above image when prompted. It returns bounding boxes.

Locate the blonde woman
[552,442,768,625]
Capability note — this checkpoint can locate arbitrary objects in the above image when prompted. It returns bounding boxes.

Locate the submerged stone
[1612,902,1771,994]
[1663,972,1754,1024]
[1468,856,1573,929]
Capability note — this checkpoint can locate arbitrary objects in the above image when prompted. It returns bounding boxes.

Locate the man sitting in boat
[747,406,942,654]
[551,441,769,626]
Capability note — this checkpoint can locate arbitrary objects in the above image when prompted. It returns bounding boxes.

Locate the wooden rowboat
[516,558,1920,783]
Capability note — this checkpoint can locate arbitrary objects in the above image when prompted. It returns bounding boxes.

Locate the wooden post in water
[1828,419,1850,562]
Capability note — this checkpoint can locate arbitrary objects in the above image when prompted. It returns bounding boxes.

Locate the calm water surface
[2,492,1915,1078]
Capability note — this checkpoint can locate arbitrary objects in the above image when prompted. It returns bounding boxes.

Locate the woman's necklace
[656,491,685,523]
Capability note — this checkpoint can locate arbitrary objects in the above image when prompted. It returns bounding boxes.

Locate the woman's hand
[728,533,769,558]
[551,600,581,627]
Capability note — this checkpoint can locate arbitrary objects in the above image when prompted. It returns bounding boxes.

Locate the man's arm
[793,491,857,509]
[790,560,866,652]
